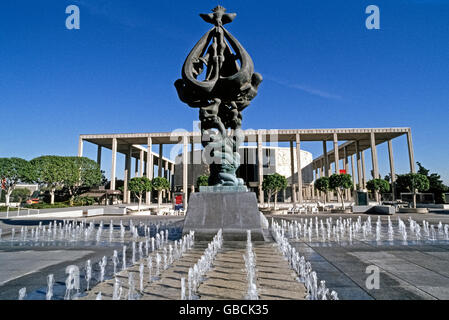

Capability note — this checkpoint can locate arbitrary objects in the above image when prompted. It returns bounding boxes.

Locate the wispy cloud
[267,77,342,101]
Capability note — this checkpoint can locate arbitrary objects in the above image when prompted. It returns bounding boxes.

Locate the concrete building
[78,127,416,208]
[173,146,313,201]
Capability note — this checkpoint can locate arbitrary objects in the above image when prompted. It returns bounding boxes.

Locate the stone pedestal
[182,192,265,241]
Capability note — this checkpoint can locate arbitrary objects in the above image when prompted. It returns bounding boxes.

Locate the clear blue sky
[1,0,448,183]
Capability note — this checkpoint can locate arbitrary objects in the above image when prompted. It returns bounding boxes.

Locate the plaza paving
[0,244,122,300]
[81,241,306,300]
[291,240,449,300]
[271,212,449,300]
[0,211,449,300]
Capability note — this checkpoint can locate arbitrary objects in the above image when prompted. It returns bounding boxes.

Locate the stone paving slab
[81,242,208,300]
[291,238,449,300]
[0,250,94,286]
[198,242,306,300]
[81,241,307,300]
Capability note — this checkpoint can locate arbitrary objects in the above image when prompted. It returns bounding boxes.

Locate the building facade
[173,146,313,202]
[78,127,415,208]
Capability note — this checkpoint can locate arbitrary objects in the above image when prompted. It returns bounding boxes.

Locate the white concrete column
[124,168,129,203]
[323,141,330,201]
[318,161,323,200]
[146,137,153,205]
[125,146,132,203]
[158,144,163,177]
[351,154,356,191]
[361,150,367,189]
[356,141,363,190]
[139,150,144,177]
[343,146,349,200]
[110,138,117,190]
[388,140,396,200]
[289,140,296,203]
[370,131,379,180]
[78,137,83,157]
[96,145,102,166]
[257,133,264,204]
[296,134,303,203]
[333,133,340,174]
[406,130,416,173]
[134,157,139,178]
[182,136,188,209]
[323,141,329,177]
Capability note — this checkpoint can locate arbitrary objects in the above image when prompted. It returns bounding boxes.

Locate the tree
[262,173,287,209]
[128,177,152,212]
[0,158,35,206]
[366,178,391,202]
[65,157,102,205]
[417,162,448,204]
[329,174,353,210]
[396,173,430,208]
[11,188,32,203]
[314,177,330,204]
[152,177,170,208]
[197,174,209,188]
[31,156,77,204]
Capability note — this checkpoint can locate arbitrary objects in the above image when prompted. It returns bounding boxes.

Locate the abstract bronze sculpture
[175,6,262,187]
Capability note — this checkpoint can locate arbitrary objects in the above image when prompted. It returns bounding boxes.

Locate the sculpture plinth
[182,192,265,241]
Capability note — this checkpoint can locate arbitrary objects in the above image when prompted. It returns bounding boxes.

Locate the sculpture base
[182,192,265,241]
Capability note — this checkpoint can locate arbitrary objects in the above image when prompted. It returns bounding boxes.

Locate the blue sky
[0,0,448,183]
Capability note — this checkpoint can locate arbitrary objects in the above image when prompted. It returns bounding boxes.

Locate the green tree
[65,157,102,205]
[152,177,170,208]
[128,177,152,212]
[314,177,330,204]
[0,158,35,206]
[396,173,430,208]
[329,174,353,210]
[11,188,32,203]
[32,156,75,204]
[197,174,209,188]
[366,178,391,202]
[262,173,288,209]
[417,162,448,204]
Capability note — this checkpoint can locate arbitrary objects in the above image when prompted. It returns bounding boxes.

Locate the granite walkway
[81,241,306,300]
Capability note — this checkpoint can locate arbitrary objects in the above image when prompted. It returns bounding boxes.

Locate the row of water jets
[280,216,449,244]
[17,225,192,300]
[1,219,182,245]
[272,219,339,300]
[110,230,195,300]
[244,230,258,300]
[181,229,223,300]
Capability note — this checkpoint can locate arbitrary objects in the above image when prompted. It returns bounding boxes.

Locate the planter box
[331,209,352,214]
[398,208,428,214]
[86,208,104,217]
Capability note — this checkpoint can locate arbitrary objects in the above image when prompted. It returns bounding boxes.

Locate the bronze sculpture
[175,6,262,187]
